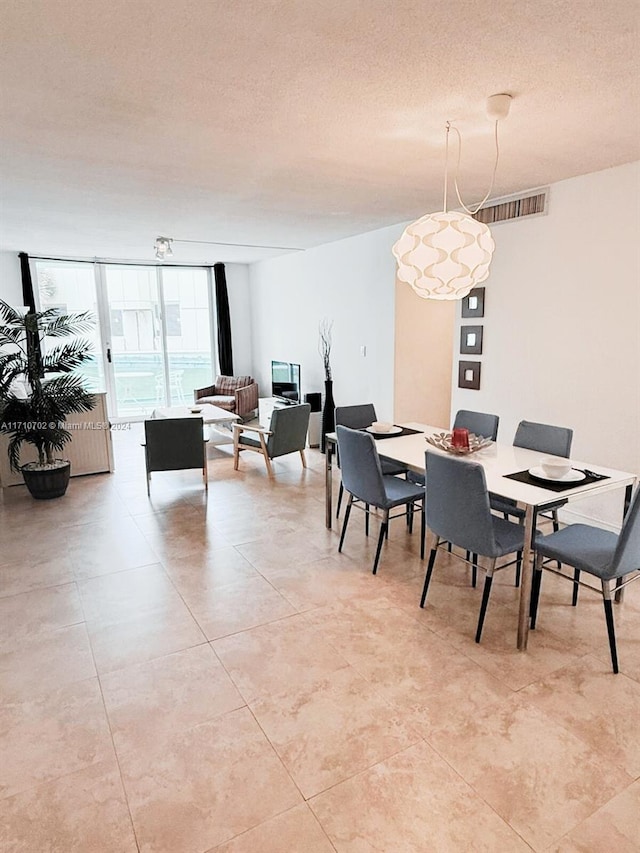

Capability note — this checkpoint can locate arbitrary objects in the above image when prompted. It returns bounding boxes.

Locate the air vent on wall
[472,188,549,225]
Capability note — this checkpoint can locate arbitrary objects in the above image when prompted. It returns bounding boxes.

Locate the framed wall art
[461,287,485,318]
[458,360,481,390]
[460,325,483,355]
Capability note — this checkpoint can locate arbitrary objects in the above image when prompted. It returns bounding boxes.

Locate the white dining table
[324,423,637,650]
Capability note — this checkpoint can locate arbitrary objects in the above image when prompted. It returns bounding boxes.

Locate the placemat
[503,469,610,492]
[366,426,423,440]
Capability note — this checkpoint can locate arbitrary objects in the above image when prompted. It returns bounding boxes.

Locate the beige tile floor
[0,426,638,852]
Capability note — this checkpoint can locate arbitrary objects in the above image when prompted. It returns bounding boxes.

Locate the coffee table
[151,404,240,446]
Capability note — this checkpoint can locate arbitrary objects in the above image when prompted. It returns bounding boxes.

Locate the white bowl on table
[540,456,572,479]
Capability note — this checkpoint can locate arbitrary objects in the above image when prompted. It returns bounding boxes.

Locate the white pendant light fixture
[392,93,512,300]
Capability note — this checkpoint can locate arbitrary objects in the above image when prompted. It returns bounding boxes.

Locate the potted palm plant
[0,300,96,499]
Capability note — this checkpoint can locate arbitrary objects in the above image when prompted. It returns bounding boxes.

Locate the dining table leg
[325,439,334,529]
[615,483,634,603]
[517,504,536,650]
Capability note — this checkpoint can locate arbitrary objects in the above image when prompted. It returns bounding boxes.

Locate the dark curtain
[213,262,234,376]
[19,252,43,378]
[19,252,36,311]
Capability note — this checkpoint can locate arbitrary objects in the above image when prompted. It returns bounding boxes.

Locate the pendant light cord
[443,123,451,213]
[449,120,500,216]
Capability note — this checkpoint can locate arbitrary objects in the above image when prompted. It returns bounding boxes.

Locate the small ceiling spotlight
[154,236,173,261]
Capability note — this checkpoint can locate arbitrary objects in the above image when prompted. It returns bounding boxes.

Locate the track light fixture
[153,236,303,261]
[154,237,173,261]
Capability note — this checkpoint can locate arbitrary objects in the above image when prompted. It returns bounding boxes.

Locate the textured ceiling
[0,0,638,264]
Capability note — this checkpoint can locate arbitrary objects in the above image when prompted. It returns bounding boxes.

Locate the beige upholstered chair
[194,375,258,419]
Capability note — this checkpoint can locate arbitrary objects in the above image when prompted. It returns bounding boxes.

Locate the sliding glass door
[34,260,216,421]
[160,267,214,408]
[103,266,166,419]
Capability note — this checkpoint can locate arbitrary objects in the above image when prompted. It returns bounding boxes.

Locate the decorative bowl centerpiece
[425,431,493,455]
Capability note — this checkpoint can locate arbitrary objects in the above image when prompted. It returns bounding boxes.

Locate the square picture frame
[461,287,485,318]
[458,360,481,390]
[460,325,483,355]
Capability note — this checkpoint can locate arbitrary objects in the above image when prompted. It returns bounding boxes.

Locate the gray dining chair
[336,425,425,575]
[429,410,500,579]
[531,485,640,673]
[334,404,408,518]
[420,451,529,643]
[453,409,500,441]
[490,420,574,578]
[143,417,208,495]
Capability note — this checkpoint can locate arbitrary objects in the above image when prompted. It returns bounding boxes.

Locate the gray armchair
[143,417,208,495]
[233,403,311,477]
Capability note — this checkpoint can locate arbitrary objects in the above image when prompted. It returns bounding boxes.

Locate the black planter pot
[321,379,335,454]
[21,461,71,500]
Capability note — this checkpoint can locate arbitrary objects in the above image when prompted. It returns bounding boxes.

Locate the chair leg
[572,569,581,606]
[475,560,495,643]
[145,449,151,495]
[420,500,426,560]
[233,429,240,470]
[299,449,307,468]
[420,545,438,607]
[447,541,452,553]
[338,495,353,553]
[515,551,522,588]
[602,582,619,674]
[530,553,543,629]
[372,512,388,575]
[407,502,414,532]
[336,482,344,518]
[471,554,478,588]
[552,510,562,568]
[257,433,274,477]
[365,504,370,537]
[614,576,624,604]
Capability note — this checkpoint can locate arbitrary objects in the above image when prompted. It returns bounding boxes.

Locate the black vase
[321,379,335,454]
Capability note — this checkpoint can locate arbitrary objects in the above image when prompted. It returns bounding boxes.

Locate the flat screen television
[271,360,301,404]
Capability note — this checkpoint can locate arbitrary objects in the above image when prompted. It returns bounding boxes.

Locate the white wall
[0,252,23,306]
[225,263,253,376]
[249,223,400,420]
[451,162,640,526]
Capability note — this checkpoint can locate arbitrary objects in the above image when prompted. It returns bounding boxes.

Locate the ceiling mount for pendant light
[392,94,513,300]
